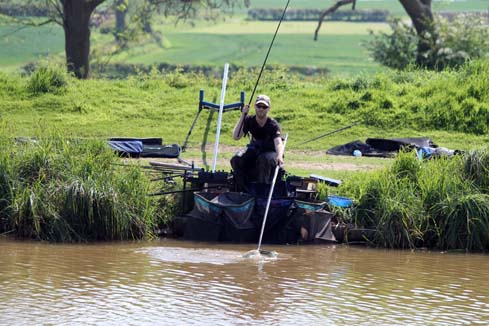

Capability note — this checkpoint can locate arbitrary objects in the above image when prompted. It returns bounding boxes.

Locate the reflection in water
[1,238,489,325]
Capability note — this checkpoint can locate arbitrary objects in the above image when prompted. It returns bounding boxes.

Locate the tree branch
[314,0,355,41]
[0,18,55,39]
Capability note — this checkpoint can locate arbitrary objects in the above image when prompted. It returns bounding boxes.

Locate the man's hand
[277,155,284,167]
[242,104,250,115]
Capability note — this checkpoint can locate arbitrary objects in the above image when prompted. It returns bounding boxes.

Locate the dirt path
[137,144,381,172]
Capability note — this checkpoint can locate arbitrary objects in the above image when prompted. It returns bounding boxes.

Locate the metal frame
[181,89,245,152]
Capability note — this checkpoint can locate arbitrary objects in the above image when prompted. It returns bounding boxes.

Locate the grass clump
[0,131,173,242]
[341,150,489,251]
[27,64,68,94]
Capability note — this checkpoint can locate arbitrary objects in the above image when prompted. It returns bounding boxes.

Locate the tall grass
[0,131,171,241]
[27,63,68,94]
[341,150,489,251]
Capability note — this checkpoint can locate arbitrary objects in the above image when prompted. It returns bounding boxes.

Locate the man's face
[255,103,269,118]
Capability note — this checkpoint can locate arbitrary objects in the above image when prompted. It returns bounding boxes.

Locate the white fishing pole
[256,133,288,254]
[212,63,229,173]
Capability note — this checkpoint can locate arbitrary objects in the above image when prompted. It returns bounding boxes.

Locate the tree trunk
[115,0,127,42]
[398,0,435,68]
[62,0,104,79]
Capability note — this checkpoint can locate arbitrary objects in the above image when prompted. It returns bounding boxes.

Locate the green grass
[1,60,489,180]
[1,60,489,248]
[0,131,175,242]
[0,19,387,76]
[113,31,385,75]
[341,149,489,251]
[0,24,64,71]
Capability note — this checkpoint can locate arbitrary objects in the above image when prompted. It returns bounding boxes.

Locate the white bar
[212,63,229,172]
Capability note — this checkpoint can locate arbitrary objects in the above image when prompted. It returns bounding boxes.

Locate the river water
[1,238,488,325]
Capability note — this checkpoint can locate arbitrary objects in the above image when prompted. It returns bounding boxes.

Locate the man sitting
[230,94,284,193]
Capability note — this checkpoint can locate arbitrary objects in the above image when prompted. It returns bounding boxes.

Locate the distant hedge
[247,8,390,22]
[438,10,489,23]
[89,62,329,79]
[0,4,50,17]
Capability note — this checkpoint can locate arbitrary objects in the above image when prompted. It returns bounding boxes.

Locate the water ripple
[2,239,489,325]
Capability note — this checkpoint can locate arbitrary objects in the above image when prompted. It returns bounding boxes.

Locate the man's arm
[274,137,284,166]
[233,104,250,140]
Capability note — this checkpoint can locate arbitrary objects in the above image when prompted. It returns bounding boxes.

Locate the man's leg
[256,151,278,184]
[230,147,257,192]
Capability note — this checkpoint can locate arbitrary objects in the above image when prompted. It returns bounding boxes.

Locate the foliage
[0,131,175,242]
[366,15,489,70]
[341,150,489,251]
[365,18,417,70]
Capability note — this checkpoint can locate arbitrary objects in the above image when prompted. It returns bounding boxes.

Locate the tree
[315,0,436,68]
[1,0,246,79]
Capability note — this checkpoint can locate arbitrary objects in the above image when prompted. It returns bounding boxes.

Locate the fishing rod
[300,121,360,145]
[247,0,291,106]
[237,0,290,135]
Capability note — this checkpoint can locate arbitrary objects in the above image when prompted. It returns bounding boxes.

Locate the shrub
[365,18,417,70]
[366,15,489,70]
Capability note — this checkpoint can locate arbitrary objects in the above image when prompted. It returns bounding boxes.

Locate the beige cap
[255,94,271,108]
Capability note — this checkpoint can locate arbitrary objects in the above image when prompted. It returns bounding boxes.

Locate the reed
[463,149,489,193]
[0,132,167,242]
[342,149,489,251]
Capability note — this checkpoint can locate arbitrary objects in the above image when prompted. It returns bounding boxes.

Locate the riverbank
[1,61,489,250]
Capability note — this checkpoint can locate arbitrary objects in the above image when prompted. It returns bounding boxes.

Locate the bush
[27,64,68,94]
[366,15,489,70]
[365,18,417,70]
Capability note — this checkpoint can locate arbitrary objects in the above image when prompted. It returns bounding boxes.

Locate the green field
[113,22,389,75]
[1,0,487,76]
[0,20,388,76]
[0,24,64,72]
[245,0,488,15]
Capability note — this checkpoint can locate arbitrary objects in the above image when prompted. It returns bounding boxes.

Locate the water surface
[1,238,488,325]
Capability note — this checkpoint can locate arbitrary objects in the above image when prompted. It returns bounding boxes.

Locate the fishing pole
[243,133,288,259]
[247,0,291,106]
[300,121,360,145]
[237,0,290,133]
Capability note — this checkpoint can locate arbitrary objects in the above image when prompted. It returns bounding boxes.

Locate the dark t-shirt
[243,116,282,152]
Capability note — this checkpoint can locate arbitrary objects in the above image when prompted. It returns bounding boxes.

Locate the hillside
[1,60,488,178]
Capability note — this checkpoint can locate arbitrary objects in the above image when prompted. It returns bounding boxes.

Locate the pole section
[212,63,229,172]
